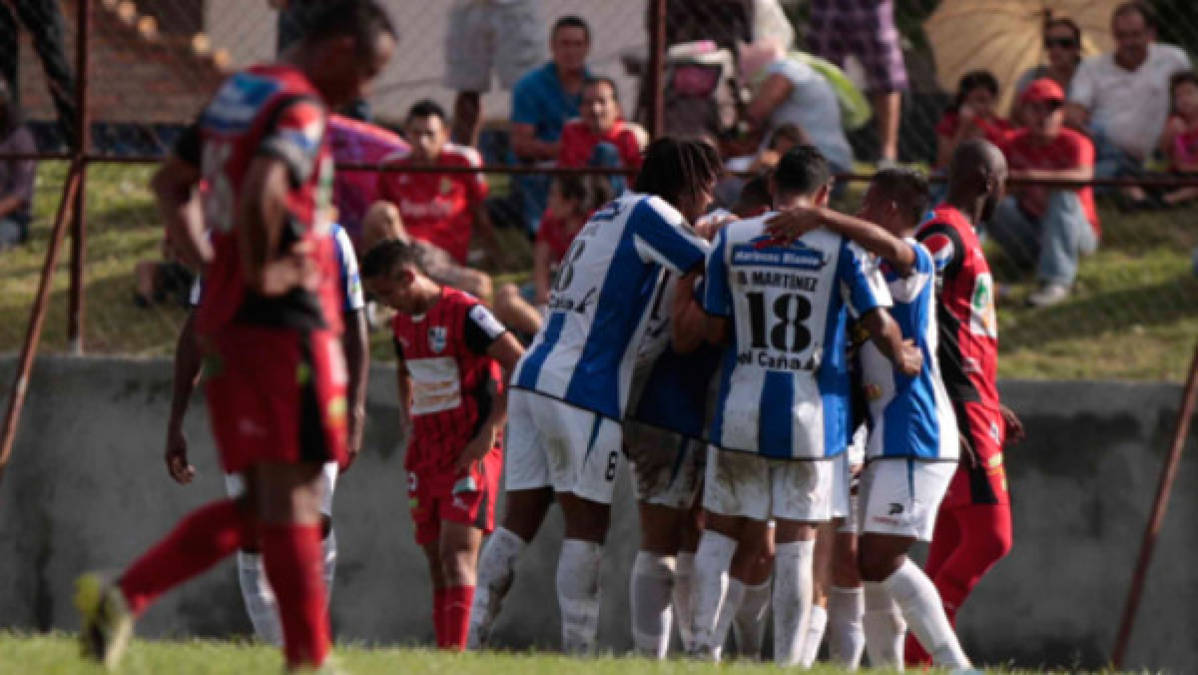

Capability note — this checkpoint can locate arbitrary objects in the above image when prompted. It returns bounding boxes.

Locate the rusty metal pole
[646,0,666,139]
[0,163,83,484]
[67,0,92,355]
[1112,341,1198,669]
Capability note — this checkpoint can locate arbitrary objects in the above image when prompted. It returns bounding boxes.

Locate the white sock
[556,539,604,654]
[689,530,737,658]
[322,529,337,604]
[469,527,526,649]
[863,581,906,669]
[630,551,675,659]
[882,559,972,669]
[731,577,770,659]
[237,551,283,646]
[673,551,697,652]
[710,577,745,660]
[800,603,828,666]
[772,539,815,666]
[827,585,865,670]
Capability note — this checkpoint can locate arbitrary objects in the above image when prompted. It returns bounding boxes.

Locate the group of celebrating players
[71,1,1024,672]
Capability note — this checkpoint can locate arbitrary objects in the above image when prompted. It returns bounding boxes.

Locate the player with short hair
[674,145,920,665]
[470,137,720,654]
[769,166,973,668]
[76,3,396,670]
[360,239,524,651]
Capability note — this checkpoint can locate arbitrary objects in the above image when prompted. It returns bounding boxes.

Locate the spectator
[0,0,75,147]
[993,78,1098,307]
[510,15,592,234]
[807,0,907,164]
[531,174,614,307]
[1160,71,1198,206]
[0,80,36,250]
[444,0,543,148]
[1011,18,1084,124]
[740,40,854,175]
[377,100,504,267]
[327,113,409,250]
[714,123,808,208]
[559,76,647,193]
[936,70,1014,169]
[1066,2,1190,195]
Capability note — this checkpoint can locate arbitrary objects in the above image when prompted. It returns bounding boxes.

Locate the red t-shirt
[535,214,585,264]
[935,111,1014,149]
[1002,127,1100,237]
[558,118,644,170]
[377,144,488,264]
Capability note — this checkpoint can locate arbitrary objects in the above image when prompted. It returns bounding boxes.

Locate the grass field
[1,163,1195,380]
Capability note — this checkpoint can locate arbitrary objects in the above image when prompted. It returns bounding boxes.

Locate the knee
[588,142,622,168]
[363,201,405,251]
[973,523,1013,565]
[439,540,477,582]
[470,272,494,303]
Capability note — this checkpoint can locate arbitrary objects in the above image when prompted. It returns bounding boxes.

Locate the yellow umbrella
[925,0,1118,113]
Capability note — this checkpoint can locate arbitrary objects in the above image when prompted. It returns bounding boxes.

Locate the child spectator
[0,80,36,249]
[1161,71,1198,206]
[936,70,1013,168]
[530,174,614,307]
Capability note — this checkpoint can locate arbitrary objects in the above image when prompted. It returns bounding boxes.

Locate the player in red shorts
[74,3,395,670]
[360,239,524,651]
[905,139,1026,666]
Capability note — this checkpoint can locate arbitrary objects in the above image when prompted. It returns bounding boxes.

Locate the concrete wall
[1,356,1196,671]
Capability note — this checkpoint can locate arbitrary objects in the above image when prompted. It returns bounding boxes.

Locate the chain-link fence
[1,0,1196,382]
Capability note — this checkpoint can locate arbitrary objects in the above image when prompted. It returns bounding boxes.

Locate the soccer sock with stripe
[630,551,675,659]
[673,551,697,652]
[260,522,330,669]
[827,585,865,669]
[732,577,771,659]
[119,500,249,615]
[442,585,476,651]
[556,539,604,654]
[690,530,737,657]
[772,539,815,666]
[863,581,906,669]
[883,559,971,669]
[469,527,526,648]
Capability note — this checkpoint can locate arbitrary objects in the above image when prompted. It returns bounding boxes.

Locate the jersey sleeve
[837,240,892,318]
[885,242,933,304]
[258,96,327,187]
[174,120,202,167]
[332,225,366,312]
[916,221,965,281]
[629,197,711,274]
[700,227,732,317]
[463,303,509,354]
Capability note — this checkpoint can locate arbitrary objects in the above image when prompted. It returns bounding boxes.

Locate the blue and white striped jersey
[858,240,959,461]
[189,222,364,313]
[702,213,891,460]
[512,192,710,420]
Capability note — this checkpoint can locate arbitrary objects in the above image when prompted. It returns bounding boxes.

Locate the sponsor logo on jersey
[407,472,418,493]
[428,326,448,353]
[327,394,347,427]
[888,502,905,515]
[970,272,998,338]
[732,242,826,270]
[440,177,453,195]
[989,421,1002,444]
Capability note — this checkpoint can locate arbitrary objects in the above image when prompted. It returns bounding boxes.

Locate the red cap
[1021,77,1066,105]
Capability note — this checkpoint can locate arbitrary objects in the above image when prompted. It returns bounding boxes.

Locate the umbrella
[925,0,1118,113]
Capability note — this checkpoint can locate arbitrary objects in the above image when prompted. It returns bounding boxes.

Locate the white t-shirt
[1069,43,1191,159]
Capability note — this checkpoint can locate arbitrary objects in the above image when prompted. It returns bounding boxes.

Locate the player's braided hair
[360,239,425,279]
[634,137,721,207]
[304,0,397,54]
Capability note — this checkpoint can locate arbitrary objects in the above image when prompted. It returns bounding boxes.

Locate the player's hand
[766,206,823,242]
[1000,404,1025,444]
[695,210,737,240]
[455,428,494,472]
[895,338,923,376]
[165,426,196,484]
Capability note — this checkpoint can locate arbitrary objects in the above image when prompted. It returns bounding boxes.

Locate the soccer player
[769,167,974,668]
[76,3,395,670]
[360,239,524,651]
[903,139,1025,666]
[163,216,367,646]
[674,146,920,666]
[474,138,719,654]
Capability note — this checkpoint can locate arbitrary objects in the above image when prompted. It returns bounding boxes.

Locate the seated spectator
[1160,71,1198,206]
[0,80,36,250]
[992,79,1098,307]
[530,174,614,307]
[377,100,504,267]
[133,238,195,309]
[510,15,591,234]
[936,70,1013,169]
[715,123,808,208]
[1066,2,1190,197]
[558,76,647,194]
[327,113,409,250]
[1012,18,1084,125]
[739,39,854,175]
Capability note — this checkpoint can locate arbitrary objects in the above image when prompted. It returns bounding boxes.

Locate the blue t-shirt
[511,62,589,145]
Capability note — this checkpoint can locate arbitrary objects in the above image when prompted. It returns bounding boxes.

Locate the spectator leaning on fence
[1065,1,1190,201]
[509,15,591,235]
[0,80,36,250]
[936,70,1013,170]
[992,78,1098,308]
[1012,18,1084,126]
[558,76,647,193]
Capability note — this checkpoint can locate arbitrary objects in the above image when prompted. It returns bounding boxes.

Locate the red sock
[119,500,249,615]
[433,587,449,648]
[260,523,330,669]
[442,585,475,651]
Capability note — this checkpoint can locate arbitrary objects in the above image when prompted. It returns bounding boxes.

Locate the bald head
[945,139,1007,222]
[950,139,1006,183]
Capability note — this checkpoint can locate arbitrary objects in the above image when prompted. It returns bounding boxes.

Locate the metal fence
[1,0,1197,390]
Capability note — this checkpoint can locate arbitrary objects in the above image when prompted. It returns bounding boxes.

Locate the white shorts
[504,389,625,504]
[224,461,338,518]
[857,459,955,541]
[624,421,705,509]
[444,0,543,92]
[702,446,832,523]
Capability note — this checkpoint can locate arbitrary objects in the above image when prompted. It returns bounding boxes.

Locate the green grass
[1,164,1195,381]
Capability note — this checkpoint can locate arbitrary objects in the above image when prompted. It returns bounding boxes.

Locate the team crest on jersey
[440,177,453,195]
[428,326,448,353]
[969,273,998,338]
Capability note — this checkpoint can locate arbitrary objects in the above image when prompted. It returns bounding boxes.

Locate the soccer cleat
[75,573,134,670]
